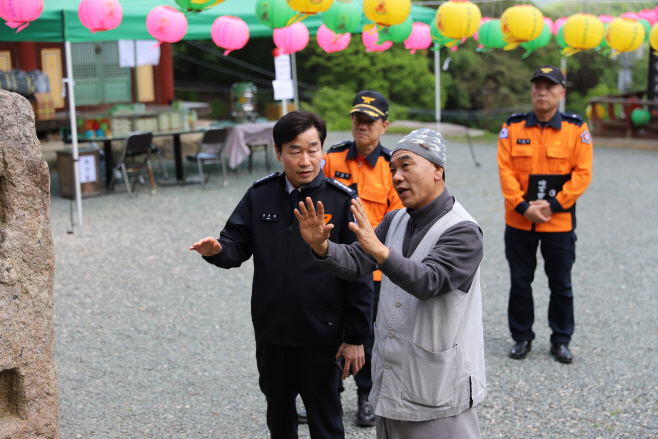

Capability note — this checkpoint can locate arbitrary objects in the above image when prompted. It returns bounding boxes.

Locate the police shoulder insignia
[580,130,592,144]
[499,127,509,139]
[253,172,279,186]
[327,178,356,196]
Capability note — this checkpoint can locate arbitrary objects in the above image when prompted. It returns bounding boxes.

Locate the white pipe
[291,52,299,110]
[281,98,288,117]
[435,47,441,133]
[64,41,83,226]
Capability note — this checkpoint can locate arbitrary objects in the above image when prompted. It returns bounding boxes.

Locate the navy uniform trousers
[505,225,577,344]
[256,340,344,439]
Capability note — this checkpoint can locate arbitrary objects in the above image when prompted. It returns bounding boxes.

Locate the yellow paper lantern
[435,0,482,40]
[363,0,411,28]
[606,18,645,56]
[650,23,658,54]
[286,0,334,24]
[585,103,605,120]
[500,4,543,51]
[562,13,604,56]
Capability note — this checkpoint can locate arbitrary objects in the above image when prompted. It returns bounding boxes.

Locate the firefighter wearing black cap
[497,65,593,364]
[191,111,373,439]
[312,91,402,427]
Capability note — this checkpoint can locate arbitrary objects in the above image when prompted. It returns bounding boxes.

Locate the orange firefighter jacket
[323,140,403,281]
[497,111,593,232]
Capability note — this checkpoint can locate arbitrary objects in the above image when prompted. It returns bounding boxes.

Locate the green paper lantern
[477,19,506,51]
[597,23,610,50]
[430,19,458,48]
[175,0,224,12]
[378,15,413,43]
[520,22,552,58]
[255,0,297,29]
[638,19,651,42]
[556,26,567,49]
[631,108,651,126]
[322,0,362,34]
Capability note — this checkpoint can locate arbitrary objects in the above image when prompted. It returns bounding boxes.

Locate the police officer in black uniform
[190,111,374,439]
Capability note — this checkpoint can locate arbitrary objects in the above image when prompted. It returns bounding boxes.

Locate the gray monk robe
[313,189,486,438]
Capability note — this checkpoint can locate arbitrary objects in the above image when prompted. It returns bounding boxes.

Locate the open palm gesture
[294,197,334,255]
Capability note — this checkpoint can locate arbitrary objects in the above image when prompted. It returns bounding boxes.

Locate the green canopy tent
[0,0,437,227]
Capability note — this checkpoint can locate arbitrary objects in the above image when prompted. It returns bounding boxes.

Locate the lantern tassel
[5,21,29,33]
[331,34,344,43]
[409,49,417,54]
[503,42,520,51]
[286,13,301,26]
[151,41,163,50]
[223,49,232,56]
[297,14,310,23]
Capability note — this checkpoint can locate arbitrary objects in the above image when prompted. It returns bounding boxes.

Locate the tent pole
[559,57,566,113]
[64,40,83,226]
[291,52,299,110]
[435,47,441,133]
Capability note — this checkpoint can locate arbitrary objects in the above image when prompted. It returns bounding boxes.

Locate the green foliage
[301,87,354,131]
[302,36,437,110]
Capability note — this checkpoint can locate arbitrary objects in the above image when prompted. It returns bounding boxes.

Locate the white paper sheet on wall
[118,40,161,68]
[79,155,97,184]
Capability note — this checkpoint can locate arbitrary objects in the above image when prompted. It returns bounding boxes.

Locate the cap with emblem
[531,65,566,88]
[393,128,446,170]
[349,90,389,120]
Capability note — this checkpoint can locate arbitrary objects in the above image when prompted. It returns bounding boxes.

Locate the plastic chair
[108,132,156,196]
[185,128,229,189]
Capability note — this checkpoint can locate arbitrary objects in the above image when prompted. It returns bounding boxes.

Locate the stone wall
[0,90,58,438]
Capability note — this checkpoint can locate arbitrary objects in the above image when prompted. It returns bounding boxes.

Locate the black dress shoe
[508,340,532,359]
[356,389,375,427]
[551,343,573,363]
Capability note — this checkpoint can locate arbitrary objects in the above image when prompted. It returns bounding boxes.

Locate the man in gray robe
[294,129,486,439]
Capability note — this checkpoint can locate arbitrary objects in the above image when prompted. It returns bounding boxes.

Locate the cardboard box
[31,92,55,121]
[57,149,103,199]
[266,103,296,121]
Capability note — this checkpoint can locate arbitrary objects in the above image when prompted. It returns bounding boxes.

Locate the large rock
[0,90,58,438]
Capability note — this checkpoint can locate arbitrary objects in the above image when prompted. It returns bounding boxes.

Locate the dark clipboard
[525,174,571,202]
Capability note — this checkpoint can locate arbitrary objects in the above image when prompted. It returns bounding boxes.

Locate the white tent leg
[435,47,441,133]
[64,41,83,227]
[291,52,299,110]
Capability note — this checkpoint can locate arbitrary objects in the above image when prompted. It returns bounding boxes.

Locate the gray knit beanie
[393,128,446,169]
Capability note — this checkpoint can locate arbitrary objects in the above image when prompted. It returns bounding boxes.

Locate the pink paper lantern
[638,9,657,25]
[543,16,554,30]
[146,5,188,48]
[620,12,638,21]
[599,14,615,24]
[211,16,249,56]
[362,25,393,52]
[450,37,467,52]
[0,0,43,32]
[78,0,123,34]
[473,17,491,43]
[316,24,351,54]
[553,16,568,35]
[403,22,431,54]
[273,22,309,55]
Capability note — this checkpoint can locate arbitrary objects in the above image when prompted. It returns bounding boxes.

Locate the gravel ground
[49,132,658,438]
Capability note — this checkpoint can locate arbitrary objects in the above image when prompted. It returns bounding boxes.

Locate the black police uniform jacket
[203,171,374,347]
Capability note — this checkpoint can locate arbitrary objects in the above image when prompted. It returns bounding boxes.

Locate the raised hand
[348,198,390,264]
[294,197,334,258]
[189,237,222,256]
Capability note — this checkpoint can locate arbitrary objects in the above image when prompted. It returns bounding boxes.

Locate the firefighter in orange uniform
[322,91,403,426]
[497,66,593,364]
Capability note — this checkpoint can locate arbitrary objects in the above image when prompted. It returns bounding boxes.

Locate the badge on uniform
[581,130,592,144]
[499,127,508,139]
[517,139,531,144]
[261,213,278,222]
[334,172,351,180]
